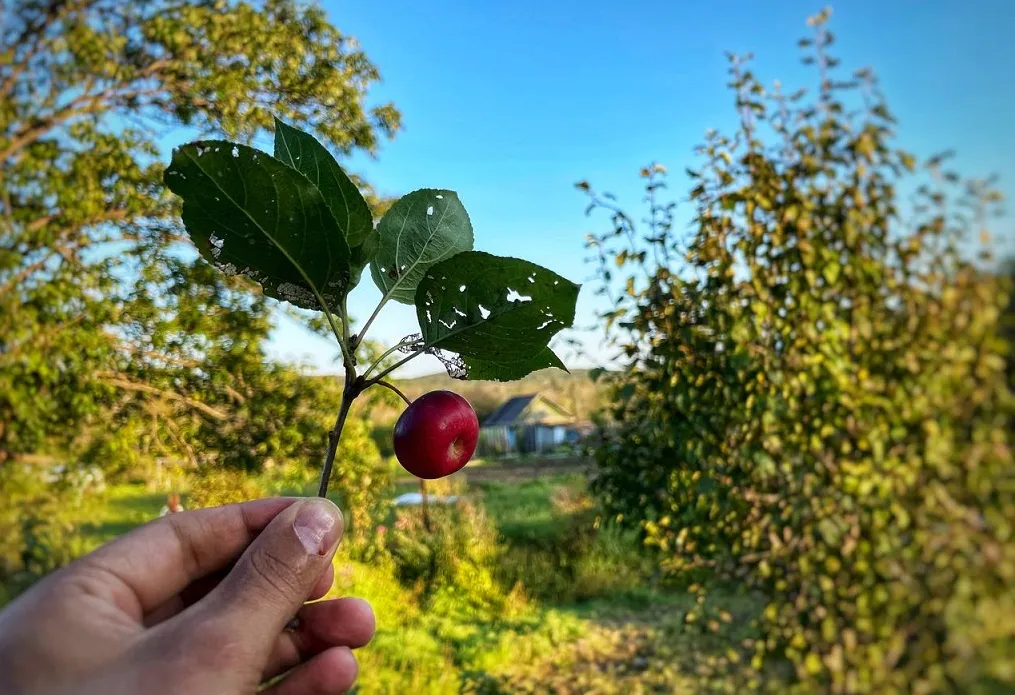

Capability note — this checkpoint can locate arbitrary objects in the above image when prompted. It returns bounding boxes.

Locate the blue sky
[265,0,1015,377]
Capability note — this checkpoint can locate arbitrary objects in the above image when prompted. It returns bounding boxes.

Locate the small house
[478,394,576,457]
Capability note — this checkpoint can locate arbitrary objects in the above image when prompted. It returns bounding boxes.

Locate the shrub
[0,462,98,601]
[386,487,521,620]
[185,467,268,509]
[581,10,1015,693]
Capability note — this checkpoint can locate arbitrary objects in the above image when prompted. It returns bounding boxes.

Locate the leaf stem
[375,380,411,405]
[323,309,352,366]
[364,346,427,386]
[362,337,415,380]
[356,291,391,346]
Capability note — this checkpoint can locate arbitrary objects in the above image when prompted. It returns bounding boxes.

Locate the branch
[0,0,83,101]
[97,374,229,421]
[1,82,164,162]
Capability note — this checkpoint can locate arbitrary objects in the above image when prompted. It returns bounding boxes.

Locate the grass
[473,475,581,542]
[19,470,771,694]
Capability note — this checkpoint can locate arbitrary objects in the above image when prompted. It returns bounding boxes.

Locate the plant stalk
[420,479,432,532]
[317,374,358,498]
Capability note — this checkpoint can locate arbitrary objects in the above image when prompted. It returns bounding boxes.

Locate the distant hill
[395,368,608,422]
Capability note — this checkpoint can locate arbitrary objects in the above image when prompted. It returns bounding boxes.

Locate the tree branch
[97,374,229,421]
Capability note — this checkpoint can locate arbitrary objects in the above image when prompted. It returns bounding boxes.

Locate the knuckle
[164,513,209,577]
[247,547,302,598]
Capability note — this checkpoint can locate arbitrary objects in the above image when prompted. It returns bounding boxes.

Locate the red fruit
[393,390,479,479]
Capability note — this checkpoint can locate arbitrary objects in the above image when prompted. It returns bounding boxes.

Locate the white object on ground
[393,493,459,506]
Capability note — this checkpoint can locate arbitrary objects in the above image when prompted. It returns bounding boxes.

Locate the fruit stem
[375,380,411,406]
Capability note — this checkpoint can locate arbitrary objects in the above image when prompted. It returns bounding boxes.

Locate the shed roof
[482,395,536,427]
[482,393,573,427]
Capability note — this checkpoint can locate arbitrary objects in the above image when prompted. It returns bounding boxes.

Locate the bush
[184,467,268,509]
[581,10,1015,693]
[0,462,99,601]
[386,492,517,619]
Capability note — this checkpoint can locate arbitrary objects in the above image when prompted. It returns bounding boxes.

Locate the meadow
[49,463,772,695]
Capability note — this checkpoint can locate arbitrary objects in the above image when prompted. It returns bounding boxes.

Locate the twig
[316,379,357,498]
[97,375,228,421]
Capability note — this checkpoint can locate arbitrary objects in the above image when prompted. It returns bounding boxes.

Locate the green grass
[72,484,166,549]
[15,472,774,694]
[473,474,582,543]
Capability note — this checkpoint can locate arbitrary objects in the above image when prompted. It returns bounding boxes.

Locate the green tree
[581,10,1014,693]
[1,0,399,587]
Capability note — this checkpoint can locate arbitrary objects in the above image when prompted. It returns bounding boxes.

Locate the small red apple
[393,390,479,479]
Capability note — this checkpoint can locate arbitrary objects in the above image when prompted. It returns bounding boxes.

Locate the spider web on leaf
[397,334,467,380]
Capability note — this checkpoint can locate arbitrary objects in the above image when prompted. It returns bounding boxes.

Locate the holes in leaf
[459,284,466,292]
[506,288,532,303]
[439,319,457,330]
[436,194,444,199]
[209,234,224,249]
[478,304,491,319]
[537,319,553,330]
[231,146,239,157]
[453,307,467,317]
[427,205,434,216]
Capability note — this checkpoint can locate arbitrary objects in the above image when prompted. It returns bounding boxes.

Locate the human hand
[0,497,374,694]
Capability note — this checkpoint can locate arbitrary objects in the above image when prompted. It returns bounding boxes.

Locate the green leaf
[463,346,567,382]
[414,251,580,367]
[164,141,351,312]
[822,263,841,284]
[371,189,474,304]
[272,117,376,285]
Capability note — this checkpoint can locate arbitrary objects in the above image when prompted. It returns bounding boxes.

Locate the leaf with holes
[414,251,580,377]
[463,346,568,381]
[370,189,473,304]
[273,117,376,286]
[164,140,351,312]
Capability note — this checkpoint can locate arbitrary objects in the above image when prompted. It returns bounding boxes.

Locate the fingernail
[293,500,341,556]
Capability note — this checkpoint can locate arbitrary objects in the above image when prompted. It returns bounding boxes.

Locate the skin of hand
[0,497,374,695]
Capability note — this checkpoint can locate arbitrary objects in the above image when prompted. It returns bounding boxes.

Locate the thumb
[200,498,344,652]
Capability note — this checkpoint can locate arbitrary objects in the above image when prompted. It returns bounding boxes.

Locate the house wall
[480,396,578,458]
[519,425,566,454]
[478,426,510,457]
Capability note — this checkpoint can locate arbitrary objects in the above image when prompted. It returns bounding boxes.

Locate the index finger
[79,497,301,620]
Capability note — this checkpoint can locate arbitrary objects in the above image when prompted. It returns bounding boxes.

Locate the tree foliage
[1,0,399,585]
[582,10,1014,692]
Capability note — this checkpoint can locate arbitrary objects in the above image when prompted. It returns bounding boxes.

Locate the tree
[1,0,398,465]
[581,10,1014,693]
[1,0,399,587]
